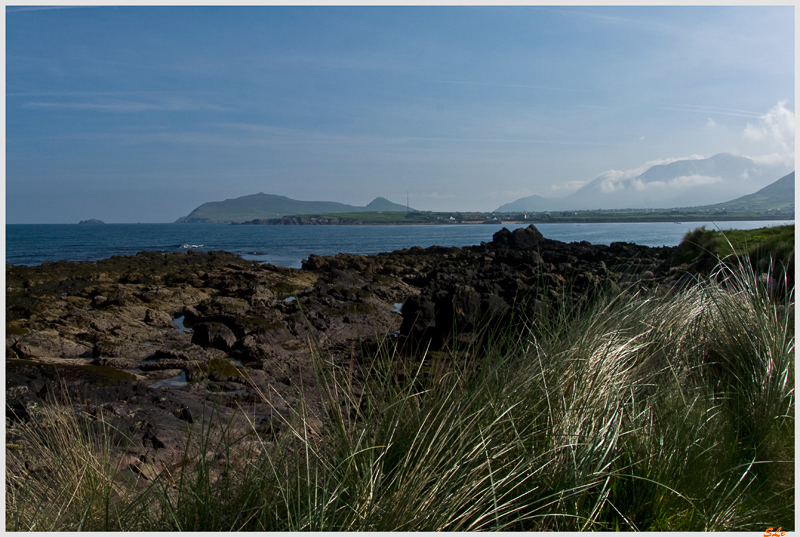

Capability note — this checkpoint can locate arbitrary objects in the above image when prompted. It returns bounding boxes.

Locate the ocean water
[6,220,793,268]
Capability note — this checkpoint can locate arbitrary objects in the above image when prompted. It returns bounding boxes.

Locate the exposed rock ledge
[6,225,705,476]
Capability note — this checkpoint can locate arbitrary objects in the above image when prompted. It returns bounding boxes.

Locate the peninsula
[176,193,414,223]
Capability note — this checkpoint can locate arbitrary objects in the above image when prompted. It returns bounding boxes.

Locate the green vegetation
[696,171,795,214]
[201,357,244,379]
[6,323,29,336]
[313,211,488,224]
[497,210,792,224]
[678,224,794,265]
[7,251,794,531]
[7,360,138,387]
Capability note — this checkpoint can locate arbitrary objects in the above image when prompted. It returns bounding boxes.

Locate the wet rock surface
[7,227,690,470]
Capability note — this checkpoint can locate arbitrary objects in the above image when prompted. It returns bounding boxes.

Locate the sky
[5,5,795,223]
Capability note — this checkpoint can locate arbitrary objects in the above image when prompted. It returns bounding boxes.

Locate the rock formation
[6,225,698,479]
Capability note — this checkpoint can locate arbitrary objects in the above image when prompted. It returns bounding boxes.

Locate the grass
[6,255,794,531]
[6,400,158,531]
[678,224,794,264]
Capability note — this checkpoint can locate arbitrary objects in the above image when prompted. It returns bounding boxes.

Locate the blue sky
[6,6,795,223]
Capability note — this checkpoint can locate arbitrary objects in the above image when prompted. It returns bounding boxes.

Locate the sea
[6,220,794,269]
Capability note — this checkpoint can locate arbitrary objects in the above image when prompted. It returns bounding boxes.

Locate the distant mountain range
[177,193,414,223]
[496,153,791,212]
[179,154,792,224]
[694,171,794,213]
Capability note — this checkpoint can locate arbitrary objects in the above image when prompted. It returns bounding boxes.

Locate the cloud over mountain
[496,152,791,212]
[592,155,705,195]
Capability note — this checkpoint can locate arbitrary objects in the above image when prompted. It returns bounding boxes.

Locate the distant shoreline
[5,215,794,226]
[226,214,793,226]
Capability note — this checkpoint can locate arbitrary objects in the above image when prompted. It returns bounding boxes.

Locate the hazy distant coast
[227,211,793,226]
[176,168,794,226]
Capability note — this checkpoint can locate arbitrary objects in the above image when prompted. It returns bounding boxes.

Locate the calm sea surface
[6,221,794,268]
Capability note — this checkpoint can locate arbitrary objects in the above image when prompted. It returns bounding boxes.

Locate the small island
[78,219,105,225]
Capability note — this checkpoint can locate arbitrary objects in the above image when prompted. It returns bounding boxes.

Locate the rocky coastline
[5,225,713,480]
[233,215,375,225]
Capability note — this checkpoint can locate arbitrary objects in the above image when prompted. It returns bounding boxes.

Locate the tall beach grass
[6,256,794,531]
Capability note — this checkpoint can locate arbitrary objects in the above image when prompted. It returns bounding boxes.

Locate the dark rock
[447,285,483,331]
[107,288,139,307]
[14,330,93,359]
[153,343,209,363]
[7,233,714,479]
[400,295,438,341]
[191,322,237,351]
[142,427,167,450]
[174,405,194,423]
[144,308,173,327]
[491,225,545,249]
[481,293,509,319]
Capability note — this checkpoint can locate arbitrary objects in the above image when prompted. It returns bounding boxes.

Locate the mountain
[177,193,414,223]
[694,171,794,213]
[365,196,412,212]
[496,153,789,212]
[495,194,554,213]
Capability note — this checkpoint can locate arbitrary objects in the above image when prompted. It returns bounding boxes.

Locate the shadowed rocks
[6,225,700,473]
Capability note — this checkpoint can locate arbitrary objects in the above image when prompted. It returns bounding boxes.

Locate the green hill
[695,172,794,213]
[365,196,412,212]
[177,193,414,223]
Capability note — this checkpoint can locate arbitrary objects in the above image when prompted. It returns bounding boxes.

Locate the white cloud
[660,103,763,118]
[24,96,230,113]
[743,100,795,166]
[750,152,791,167]
[600,175,626,193]
[631,174,723,191]
[705,117,719,129]
[595,154,705,193]
[547,180,590,196]
[673,174,723,188]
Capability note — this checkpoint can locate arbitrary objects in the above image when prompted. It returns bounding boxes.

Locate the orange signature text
[764,528,785,537]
